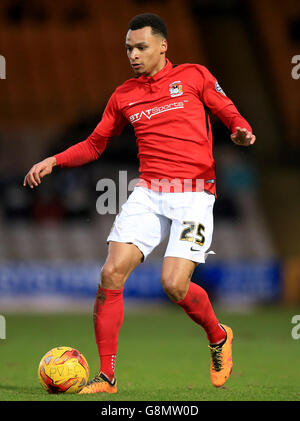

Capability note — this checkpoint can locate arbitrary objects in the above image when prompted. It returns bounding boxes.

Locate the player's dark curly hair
[128,13,167,39]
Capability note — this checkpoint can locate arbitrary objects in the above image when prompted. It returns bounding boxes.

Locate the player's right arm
[23,156,57,188]
[23,90,127,189]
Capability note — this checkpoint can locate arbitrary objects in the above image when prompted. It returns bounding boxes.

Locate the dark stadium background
[0,0,299,402]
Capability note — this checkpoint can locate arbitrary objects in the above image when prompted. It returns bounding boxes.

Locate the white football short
[107,186,215,264]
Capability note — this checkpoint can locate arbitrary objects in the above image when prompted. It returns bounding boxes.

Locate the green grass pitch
[0,303,299,401]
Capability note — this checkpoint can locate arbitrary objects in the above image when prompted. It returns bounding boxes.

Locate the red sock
[175,282,226,344]
[93,286,124,382]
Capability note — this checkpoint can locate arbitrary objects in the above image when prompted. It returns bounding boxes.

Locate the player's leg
[96,241,143,374]
[162,190,233,387]
[80,241,143,394]
[161,256,226,344]
[81,187,170,394]
[101,240,144,289]
[161,256,233,387]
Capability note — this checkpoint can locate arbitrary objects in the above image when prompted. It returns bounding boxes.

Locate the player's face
[125,26,167,77]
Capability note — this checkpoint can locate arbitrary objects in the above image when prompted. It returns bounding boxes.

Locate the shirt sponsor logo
[169,80,183,97]
[129,101,184,124]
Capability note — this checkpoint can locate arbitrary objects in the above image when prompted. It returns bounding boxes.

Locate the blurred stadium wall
[0,0,299,311]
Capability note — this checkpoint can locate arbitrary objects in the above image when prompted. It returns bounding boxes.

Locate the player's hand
[231,127,256,146]
[23,156,56,188]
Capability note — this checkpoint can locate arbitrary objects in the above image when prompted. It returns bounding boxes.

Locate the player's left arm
[230,127,256,147]
[197,65,256,147]
[216,106,256,147]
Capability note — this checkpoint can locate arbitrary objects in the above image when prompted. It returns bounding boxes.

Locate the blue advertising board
[193,260,282,304]
[0,260,281,305]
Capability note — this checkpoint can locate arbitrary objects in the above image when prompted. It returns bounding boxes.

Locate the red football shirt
[55,59,252,195]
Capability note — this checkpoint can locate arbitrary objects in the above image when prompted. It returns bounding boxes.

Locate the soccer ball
[38,346,89,394]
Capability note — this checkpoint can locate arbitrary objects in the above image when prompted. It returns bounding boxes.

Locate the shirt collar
[138,58,173,83]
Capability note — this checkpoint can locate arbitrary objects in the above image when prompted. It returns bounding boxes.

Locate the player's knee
[100,263,126,290]
[161,275,189,302]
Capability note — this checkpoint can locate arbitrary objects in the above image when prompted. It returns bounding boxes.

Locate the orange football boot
[79,372,117,394]
[208,324,233,387]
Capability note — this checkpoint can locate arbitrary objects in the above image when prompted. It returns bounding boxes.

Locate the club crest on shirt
[216,81,226,96]
[169,81,183,97]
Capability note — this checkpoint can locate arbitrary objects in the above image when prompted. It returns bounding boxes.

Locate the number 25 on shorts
[179,221,205,246]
